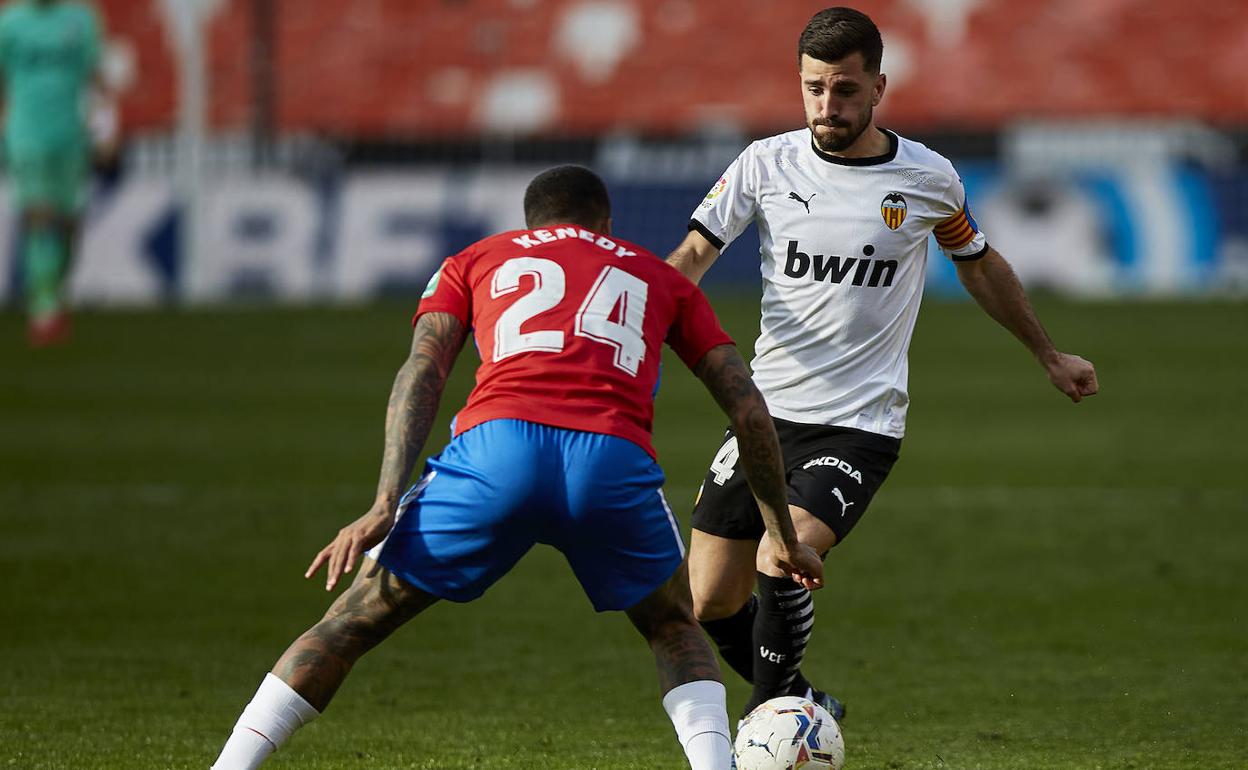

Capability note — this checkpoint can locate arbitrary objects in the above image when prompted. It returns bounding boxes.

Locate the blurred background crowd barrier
[4,0,1247,304]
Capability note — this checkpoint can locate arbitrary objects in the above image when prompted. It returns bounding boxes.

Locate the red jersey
[416,225,733,458]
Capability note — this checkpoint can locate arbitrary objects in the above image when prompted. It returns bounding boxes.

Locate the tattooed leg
[213,562,437,768]
[628,560,734,769]
[272,560,439,711]
[626,560,721,693]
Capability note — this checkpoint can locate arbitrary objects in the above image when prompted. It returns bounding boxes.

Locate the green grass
[1,298,1245,769]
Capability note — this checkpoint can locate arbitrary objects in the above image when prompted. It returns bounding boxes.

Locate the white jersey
[691,128,988,438]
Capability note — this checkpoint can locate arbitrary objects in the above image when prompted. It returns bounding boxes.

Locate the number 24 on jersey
[491,257,649,376]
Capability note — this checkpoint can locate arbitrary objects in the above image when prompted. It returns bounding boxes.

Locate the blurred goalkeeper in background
[0,0,101,346]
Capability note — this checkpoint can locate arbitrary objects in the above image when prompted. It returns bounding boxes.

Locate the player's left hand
[1044,351,1099,403]
[304,504,396,591]
[768,541,825,591]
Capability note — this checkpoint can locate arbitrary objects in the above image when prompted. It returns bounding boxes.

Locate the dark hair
[798,7,883,73]
[523,165,611,229]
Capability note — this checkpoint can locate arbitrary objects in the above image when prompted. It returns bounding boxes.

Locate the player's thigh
[554,431,686,613]
[369,422,546,604]
[8,153,48,215]
[687,427,767,619]
[689,427,766,539]
[784,428,900,549]
[8,146,87,215]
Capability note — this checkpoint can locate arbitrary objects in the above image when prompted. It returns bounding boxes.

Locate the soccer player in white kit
[666,7,1100,720]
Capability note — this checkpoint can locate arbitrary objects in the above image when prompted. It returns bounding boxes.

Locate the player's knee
[689,567,755,622]
[692,591,747,623]
[56,217,80,239]
[629,589,696,642]
[308,608,392,663]
[643,610,702,648]
[23,209,57,231]
[318,603,382,643]
[316,583,416,652]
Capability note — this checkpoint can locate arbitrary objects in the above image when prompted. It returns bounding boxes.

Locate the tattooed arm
[372,312,468,510]
[693,344,823,588]
[306,312,468,590]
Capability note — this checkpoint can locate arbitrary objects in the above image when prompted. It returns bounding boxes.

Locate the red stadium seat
[92,0,1248,136]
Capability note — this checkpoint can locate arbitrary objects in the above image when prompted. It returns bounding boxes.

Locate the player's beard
[809,104,873,153]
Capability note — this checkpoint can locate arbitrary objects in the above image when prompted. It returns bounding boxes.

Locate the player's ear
[602,216,613,236]
[873,72,886,106]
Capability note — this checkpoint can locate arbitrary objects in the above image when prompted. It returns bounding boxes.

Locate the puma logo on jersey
[802,455,863,483]
[784,241,897,288]
[832,488,855,517]
[788,191,816,213]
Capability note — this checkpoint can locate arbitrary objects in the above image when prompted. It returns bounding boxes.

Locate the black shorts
[690,418,901,546]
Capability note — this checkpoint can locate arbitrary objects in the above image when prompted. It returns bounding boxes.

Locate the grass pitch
[1,298,1245,769]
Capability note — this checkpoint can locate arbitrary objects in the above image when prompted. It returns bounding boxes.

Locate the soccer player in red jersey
[212,166,824,770]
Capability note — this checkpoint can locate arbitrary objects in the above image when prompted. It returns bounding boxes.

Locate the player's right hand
[1045,351,1099,403]
[304,504,396,592]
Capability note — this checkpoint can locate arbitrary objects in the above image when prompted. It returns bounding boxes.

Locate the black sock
[699,594,758,684]
[745,573,814,716]
[787,671,813,698]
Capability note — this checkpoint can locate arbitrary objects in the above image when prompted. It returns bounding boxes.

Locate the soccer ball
[733,696,844,770]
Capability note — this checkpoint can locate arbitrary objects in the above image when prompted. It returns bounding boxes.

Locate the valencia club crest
[880,192,907,230]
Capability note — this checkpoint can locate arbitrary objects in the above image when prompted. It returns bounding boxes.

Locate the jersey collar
[809,128,898,167]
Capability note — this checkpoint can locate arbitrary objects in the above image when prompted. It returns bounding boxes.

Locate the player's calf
[744,511,834,715]
[626,562,733,770]
[21,209,69,327]
[699,594,758,683]
[745,572,815,715]
[627,562,720,692]
[687,530,762,687]
[213,563,435,769]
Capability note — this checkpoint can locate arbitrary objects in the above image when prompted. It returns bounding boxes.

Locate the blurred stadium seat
[97,0,1248,137]
[0,0,1236,305]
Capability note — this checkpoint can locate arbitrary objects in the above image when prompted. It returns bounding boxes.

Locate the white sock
[212,673,320,770]
[211,728,274,770]
[662,680,734,770]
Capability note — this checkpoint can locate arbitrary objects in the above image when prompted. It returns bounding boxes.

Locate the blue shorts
[368,420,685,612]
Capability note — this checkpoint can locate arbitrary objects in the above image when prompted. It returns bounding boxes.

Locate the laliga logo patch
[880,191,907,230]
[700,175,729,209]
[421,264,444,298]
